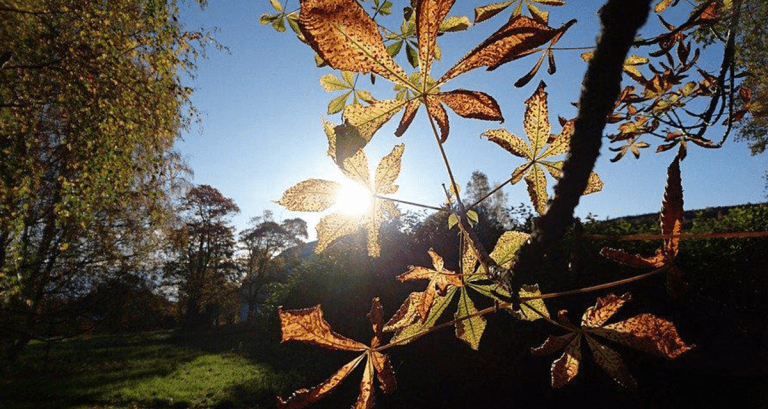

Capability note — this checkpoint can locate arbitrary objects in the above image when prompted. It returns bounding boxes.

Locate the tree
[0,0,206,358]
[265,0,762,407]
[465,170,513,229]
[238,210,307,323]
[164,185,240,328]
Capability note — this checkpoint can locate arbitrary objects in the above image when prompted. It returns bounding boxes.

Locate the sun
[334,179,373,215]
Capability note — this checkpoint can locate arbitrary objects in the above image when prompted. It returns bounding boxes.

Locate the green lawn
[0,328,317,409]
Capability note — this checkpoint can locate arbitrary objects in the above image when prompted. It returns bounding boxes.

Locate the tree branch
[513,0,653,283]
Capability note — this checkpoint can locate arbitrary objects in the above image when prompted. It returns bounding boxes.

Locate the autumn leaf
[278,300,397,409]
[601,154,686,295]
[279,143,403,257]
[455,287,487,350]
[483,82,603,214]
[277,179,341,212]
[279,305,367,351]
[489,230,530,269]
[278,354,366,409]
[531,293,693,389]
[388,287,458,345]
[397,249,463,321]
[298,0,409,86]
[439,16,576,85]
[344,100,409,142]
[581,51,649,83]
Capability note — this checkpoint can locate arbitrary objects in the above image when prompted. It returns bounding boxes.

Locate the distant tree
[0,0,207,359]
[164,185,240,328]
[465,170,512,229]
[238,210,307,323]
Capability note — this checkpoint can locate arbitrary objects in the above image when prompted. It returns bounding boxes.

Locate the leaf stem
[374,195,444,211]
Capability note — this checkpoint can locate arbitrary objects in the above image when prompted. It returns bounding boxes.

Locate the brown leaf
[417,0,456,77]
[342,149,371,188]
[425,95,450,142]
[371,351,397,394]
[596,313,694,359]
[438,89,504,122]
[279,305,367,351]
[299,0,409,86]
[531,333,578,356]
[599,247,665,269]
[368,297,384,348]
[277,354,366,409]
[439,16,576,84]
[581,293,632,328]
[585,336,637,389]
[395,99,421,136]
[353,357,375,409]
[551,335,581,388]
[660,154,683,260]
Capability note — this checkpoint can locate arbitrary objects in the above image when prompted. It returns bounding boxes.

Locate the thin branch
[582,231,768,241]
[522,266,669,301]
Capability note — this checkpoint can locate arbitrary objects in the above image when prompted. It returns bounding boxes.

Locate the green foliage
[0,0,211,358]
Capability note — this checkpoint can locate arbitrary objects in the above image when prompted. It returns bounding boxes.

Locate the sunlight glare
[334,180,373,215]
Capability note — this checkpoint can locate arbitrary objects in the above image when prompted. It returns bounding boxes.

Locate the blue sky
[178,0,766,239]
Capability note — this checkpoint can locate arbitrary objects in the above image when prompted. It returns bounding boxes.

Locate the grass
[0,327,317,409]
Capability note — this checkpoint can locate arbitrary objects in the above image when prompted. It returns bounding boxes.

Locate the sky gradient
[178,1,766,239]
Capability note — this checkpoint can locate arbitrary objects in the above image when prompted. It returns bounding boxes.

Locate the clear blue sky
[178,1,766,239]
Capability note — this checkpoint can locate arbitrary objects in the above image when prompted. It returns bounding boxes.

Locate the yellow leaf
[489,230,530,269]
[315,212,360,253]
[482,128,531,158]
[279,305,367,351]
[364,201,384,257]
[473,1,514,23]
[374,144,404,194]
[524,81,550,155]
[342,149,371,188]
[344,100,407,140]
[525,164,548,215]
[277,179,341,212]
[383,292,423,332]
[390,287,458,345]
[455,288,487,350]
[299,0,409,86]
[516,284,549,321]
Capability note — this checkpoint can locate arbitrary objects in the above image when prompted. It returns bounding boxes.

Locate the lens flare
[334,180,373,215]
